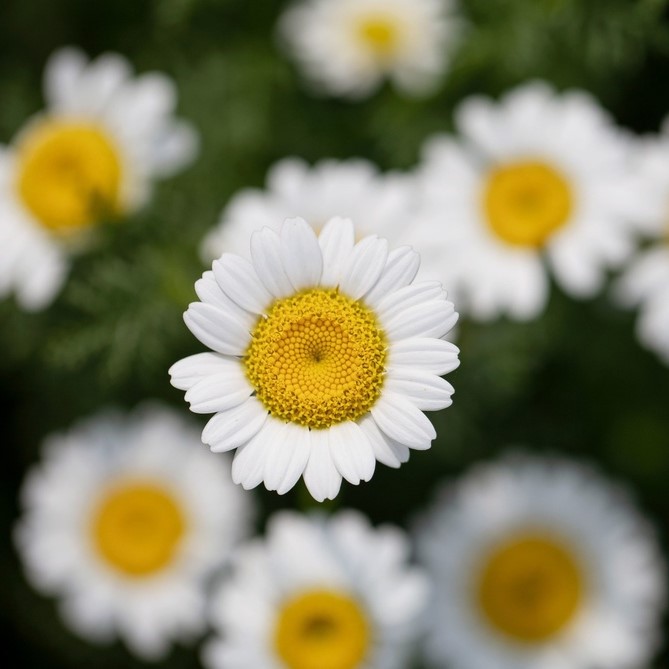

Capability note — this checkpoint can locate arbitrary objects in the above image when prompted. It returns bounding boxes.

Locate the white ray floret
[14,404,251,660]
[415,454,665,669]
[171,216,459,501]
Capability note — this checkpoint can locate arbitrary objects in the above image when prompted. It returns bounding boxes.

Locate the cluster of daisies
[4,0,669,666]
[16,406,666,669]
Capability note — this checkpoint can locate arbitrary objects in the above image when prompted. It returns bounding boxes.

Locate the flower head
[203,510,428,669]
[414,82,644,320]
[0,47,198,310]
[14,404,250,660]
[171,217,459,501]
[415,454,665,669]
[278,0,459,99]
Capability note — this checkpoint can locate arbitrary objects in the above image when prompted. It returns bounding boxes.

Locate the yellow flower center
[483,161,573,247]
[477,534,584,643]
[244,288,387,429]
[92,481,185,577]
[357,16,400,58]
[16,119,123,234]
[275,590,370,669]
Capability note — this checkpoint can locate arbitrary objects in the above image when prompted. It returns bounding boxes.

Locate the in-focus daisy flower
[277,0,459,99]
[203,510,428,669]
[615,129,669,364]
[415,454,665,669]
[201,157,415,262]
[414,82,643,320]
[15,405,251,660]
[0,47,198,310]
[170,217,459,501]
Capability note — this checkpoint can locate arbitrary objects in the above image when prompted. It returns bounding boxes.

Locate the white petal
[388,337,460,376]
[169,352,236,390]
[318,217,355,286]
[365,246,420,307]
[280,218,323,290]
[303,430,342,502]
[202,397,268,452]
[43,47,87,108]
[250,227,295,298]
[328,421,376,485]
[339,236,389,299]
[194,271,257,330]
[262,421,312,494]
[377,281,444,324]
[386,369,454,411]
[184,367,253,414]
[231,428,272,490]
[184,303,251,355]
[371,392,436,449]
[384,299,457,340]
[358,414,410,468]
[213,254,272,314]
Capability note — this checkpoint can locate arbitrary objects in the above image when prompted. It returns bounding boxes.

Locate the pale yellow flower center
[275,590,370,669]
[16,119,123,233]
[477,534,584,642]
[483,161,572,247]
[244,288,387,429]
[92,481,185,577]
[356,15,401,58]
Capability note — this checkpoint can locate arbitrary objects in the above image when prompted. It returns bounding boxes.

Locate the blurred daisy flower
[15,404,250,660]
[277,0,459,99]
[201,157,414,262]
[170,217,459,501]
[415,454,665,669]
[0,47,198,310]
[415,82,643,320]
[203,510,428,669]
[615,128,669,364]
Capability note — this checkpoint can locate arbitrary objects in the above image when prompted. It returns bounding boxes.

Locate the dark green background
[2,0,669,666]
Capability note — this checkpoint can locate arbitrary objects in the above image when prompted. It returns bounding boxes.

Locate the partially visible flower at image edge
[170,216,459,501]
[0,46,198,310]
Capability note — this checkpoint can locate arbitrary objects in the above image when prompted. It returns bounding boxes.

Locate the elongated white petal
[339,235,388,299]
[263,421,312,494]
[213,254,271,314]
[169,352,237,390]
[318,217,355,286]
[371,392,436,449]
[384,299,457,340]
[280,218,323,290]
[386,369,454,411]
[231,428,272,490]
[202,397,268,452]
[184,303,251,355]
[377,281,444,324]
[388,338,460,376]
[365,246,421,307]
[328,421,376,484]
[185,369,253,414]
[195,271,257,330]
[250,227,295,298]
[358,415,410,468]
[303,430,342,502]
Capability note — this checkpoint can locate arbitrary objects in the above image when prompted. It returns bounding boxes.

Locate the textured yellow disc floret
[92,481,185,577]
[357,16,401,58]
[244,288,387,429]
[484,160,572,247]
[477,533,584,642]
[16,119,123,233]
[275,589,370,669]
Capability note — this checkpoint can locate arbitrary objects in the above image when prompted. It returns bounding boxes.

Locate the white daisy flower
[170,217,459,501]
[201,157,415,262]
[277,0,459,99]
[615,130,669,364]
[0,46,198,310]
[416,454,665,669]
[14,404,251,660]
[203,509,429,669]
[414,82,644,321]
